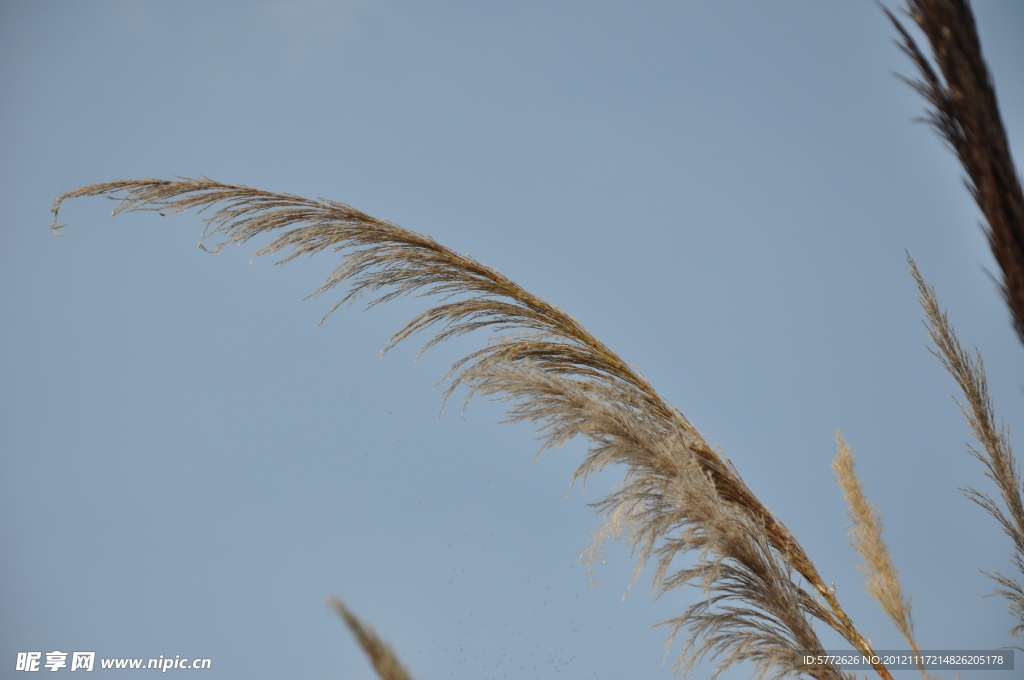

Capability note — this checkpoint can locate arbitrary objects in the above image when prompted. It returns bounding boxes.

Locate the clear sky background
[3,2,1024,678]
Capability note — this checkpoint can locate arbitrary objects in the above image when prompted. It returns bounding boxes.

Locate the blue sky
[3,1,1023,678]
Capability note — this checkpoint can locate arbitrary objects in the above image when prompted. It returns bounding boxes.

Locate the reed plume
[909,256,1024,643]
[884,0,1024,349]
[833,431,929,675]
[325,597,415,680]
[51,177,863,678]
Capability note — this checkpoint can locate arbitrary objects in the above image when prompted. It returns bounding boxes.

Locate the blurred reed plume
[883,0,1024,346]
[48,0,1022,677]
[325,597,413,680]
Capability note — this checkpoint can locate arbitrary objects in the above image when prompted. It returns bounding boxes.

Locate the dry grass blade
[833,432,928,675]
[884,0,1024,348]
[909,254,1024,643]
[52,177,880,677]
[326,597,414,680]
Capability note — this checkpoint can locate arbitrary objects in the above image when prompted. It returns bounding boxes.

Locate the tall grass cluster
[50,1,1022,677]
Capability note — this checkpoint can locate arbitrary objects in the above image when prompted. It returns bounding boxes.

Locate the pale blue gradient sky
[3,2,1023,678]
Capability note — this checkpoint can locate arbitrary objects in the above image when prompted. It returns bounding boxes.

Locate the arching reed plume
[51,177,864,678]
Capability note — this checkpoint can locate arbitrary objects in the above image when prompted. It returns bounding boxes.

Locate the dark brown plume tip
[885,0,1024,350]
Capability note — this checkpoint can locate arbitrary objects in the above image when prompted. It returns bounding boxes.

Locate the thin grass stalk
[325,597,415,680]
[884,0,1024,349]
[909,255,1024,643]
[52,178,877,677]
